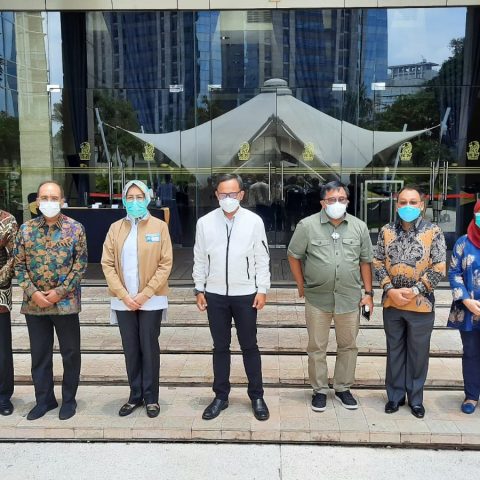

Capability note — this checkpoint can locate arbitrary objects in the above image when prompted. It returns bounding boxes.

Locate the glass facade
[1,7,479,263]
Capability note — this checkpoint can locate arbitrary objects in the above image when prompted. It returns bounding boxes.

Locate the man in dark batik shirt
[374,186,446,419]
[15,181,87,421]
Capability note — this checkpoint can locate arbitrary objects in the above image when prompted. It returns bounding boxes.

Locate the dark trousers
[116,310,162,405]
[383,307,434,406]
[0,312,14,405]
[205,292,264,401]
[25,314,81,407]
[460,330,480,401]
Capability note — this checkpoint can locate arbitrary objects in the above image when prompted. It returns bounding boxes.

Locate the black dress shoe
[118,401,143,417]
[252,398,269,421]
[384,397,406,414]
[409,404,425,419]
[27,401,58,421]
[59,401,77,420]
[146,403,160,418]
[0,401,14,416]
[202,398,228,420]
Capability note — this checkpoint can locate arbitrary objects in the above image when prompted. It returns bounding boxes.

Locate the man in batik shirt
[373,186,446,419]
[0,210,17,416]
[15,181,87,421]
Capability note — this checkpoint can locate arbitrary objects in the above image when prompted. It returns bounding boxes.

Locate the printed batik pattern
[448,235,480,331]
[14,214,88,315]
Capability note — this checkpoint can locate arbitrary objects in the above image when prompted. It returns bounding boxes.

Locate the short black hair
[320,180,349,200]
[37,180,64,199]
[397,185,424,199]
[215,174,244,191]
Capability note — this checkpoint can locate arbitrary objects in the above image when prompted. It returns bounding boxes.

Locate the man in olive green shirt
[288,181,373,412]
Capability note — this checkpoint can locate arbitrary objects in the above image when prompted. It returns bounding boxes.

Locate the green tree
[93,90,143,163]
[0,111,20,163]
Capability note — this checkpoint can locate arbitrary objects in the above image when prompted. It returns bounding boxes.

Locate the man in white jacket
[193,174,271,421]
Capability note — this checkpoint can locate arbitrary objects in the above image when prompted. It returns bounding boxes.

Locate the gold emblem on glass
[143,143,155,162]
[467,141,480,161]
[238,142,251,161]
[79,142,91,161]
[302,142,314,161]
[399,142,413,162]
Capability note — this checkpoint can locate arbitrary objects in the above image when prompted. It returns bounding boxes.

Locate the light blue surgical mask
[397,205,421,223]
[123,199,148,219]
[475,213,480,228]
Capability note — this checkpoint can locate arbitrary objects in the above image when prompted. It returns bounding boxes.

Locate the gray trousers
[383,307,434,406]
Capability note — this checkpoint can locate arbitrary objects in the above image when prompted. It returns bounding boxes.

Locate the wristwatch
[411,286,420,296]
[193,288,204,296]
[364,290,374,297]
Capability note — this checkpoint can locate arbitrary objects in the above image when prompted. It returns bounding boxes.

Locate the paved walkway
[2,443,480,480]
[0,386,478,446]
[1,443,480,480]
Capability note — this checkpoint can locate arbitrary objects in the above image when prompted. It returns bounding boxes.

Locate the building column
[15,12,51,220]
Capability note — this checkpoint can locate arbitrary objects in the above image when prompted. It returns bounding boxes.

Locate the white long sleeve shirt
[192,207,271,296]
[111,216,168,312]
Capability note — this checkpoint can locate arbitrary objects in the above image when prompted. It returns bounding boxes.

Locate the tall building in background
[0,12,18,117]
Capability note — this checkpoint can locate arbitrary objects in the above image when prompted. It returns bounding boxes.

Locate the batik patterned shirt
[14,214,88,315]
[0,210,18,312]
[447,235,480,331]
[373,218,446,312]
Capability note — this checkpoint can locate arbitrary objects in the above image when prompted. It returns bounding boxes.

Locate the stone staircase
[2,285,480,447]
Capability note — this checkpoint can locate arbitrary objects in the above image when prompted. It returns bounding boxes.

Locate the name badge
[145,233,161,243]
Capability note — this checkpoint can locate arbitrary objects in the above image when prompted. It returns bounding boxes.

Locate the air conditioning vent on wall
[247,10,272,24]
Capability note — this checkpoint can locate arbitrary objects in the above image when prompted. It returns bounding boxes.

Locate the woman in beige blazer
[101,180,172,418]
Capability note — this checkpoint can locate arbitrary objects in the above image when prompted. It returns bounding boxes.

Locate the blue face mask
[475,213,480,228]
[397,205,421,223]
[123,199,148,219]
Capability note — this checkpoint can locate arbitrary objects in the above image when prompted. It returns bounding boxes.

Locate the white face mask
[219,197,240,214]
[325,201,347,220]
[39,201,61,218]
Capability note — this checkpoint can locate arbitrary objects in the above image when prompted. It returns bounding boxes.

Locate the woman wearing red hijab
[448,200,480,414]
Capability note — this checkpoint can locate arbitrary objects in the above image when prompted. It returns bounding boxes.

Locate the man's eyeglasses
[217,191,241,200]
[324,196,348,205]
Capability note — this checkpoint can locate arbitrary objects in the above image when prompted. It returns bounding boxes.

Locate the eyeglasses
[217,191,241,200]
[324,196,348,205]
[126,195,145,201]
[397,200,421,206]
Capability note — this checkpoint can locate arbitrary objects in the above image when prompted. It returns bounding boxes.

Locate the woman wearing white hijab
[101,180,172,418]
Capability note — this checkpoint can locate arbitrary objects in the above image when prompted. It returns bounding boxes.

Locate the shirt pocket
[309,238,331,263]
[341,238,361,262]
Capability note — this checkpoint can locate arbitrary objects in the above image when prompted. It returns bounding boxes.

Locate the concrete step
[10,303,455,329]
[11,286,456,306]
[11,353,462,388]
[1,385,477,446]
[10,325,464,356]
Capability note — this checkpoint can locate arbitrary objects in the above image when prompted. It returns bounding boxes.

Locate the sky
[388,8,467,67]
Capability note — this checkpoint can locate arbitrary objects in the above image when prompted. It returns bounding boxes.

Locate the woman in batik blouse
[448,200,480,414]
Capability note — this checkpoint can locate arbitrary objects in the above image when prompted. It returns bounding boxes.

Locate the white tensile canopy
[123,79,432,172]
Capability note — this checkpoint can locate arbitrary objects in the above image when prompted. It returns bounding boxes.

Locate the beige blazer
[101,215,172,300]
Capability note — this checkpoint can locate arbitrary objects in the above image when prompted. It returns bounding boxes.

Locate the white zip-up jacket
[193,207,271,296]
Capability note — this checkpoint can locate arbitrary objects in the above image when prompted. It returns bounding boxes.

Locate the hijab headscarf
[122,180,152,204]
[467,200,480,249]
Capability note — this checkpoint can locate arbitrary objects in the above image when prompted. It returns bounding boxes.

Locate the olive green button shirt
[287,210,373,314]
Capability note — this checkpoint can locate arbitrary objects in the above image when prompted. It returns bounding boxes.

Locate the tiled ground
[1,386,477,445]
